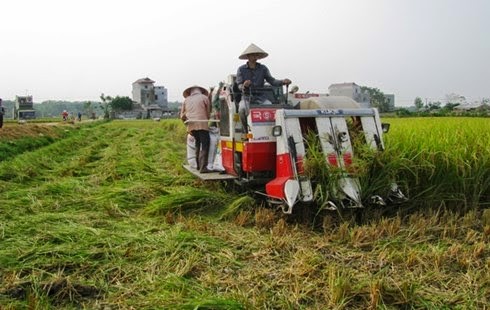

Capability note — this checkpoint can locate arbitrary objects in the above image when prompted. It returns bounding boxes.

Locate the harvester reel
[388,183,408,204]
[321,201,338,211]
[370,195,386,206]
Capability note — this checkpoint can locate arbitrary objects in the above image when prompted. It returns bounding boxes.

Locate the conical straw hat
[182,85,209,98]
[239,43,268,60]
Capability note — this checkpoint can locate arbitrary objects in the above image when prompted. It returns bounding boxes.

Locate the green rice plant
[143,188,233,215]
[302,130,345,209]
[353,144,397,201]
[383,117,490,210]
[302,128,398,211]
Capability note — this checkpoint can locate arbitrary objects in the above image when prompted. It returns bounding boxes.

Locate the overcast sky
[1,0,489,106]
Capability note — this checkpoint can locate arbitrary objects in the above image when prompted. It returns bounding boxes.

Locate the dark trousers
[0,114,3,128]
[191,130,210,171]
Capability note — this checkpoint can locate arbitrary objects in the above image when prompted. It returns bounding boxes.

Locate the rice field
[383,117,490,210]
[0,118,488,309]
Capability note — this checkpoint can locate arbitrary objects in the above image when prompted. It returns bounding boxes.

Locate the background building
[328,82,370,108]
[132,77,156,106]
[154,86,168,108]
[130,77,169,118]
[14,95,36,119]
[385,94,395,111]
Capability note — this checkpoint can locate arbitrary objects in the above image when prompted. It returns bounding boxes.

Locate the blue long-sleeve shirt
[236,62,283,91]
[236,62,284,104]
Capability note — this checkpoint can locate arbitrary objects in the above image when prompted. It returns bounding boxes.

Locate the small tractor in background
[184,75,406,214]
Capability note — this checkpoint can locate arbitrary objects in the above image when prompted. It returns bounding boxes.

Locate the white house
[328,82,370,108]
[132,77,156,106]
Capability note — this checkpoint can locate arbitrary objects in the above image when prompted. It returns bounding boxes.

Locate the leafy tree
[443,102,460,111]
[361,86,389,112]
[84,101,95,118]
[35,101,89,118]
[414,97,424,111]
[110,96,133,112]
[396,108,412,116]
[445,93,466,105]
[427,101,441,110]
[100,94,112,119]
[0,100,15,118]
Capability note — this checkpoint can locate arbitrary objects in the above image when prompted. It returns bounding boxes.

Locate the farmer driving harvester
[236,43,291,132]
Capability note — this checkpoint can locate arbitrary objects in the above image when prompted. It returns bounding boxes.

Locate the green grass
[0,118,488,309]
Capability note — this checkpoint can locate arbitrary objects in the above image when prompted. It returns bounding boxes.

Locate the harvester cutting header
[183,43,406,213]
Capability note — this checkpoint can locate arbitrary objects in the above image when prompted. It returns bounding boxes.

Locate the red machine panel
[242,142,276,172]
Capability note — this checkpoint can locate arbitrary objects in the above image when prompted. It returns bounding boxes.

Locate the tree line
[1,95,181,120]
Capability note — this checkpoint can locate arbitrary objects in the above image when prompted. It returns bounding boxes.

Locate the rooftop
[133,77,155,84]
[329,82,359,88]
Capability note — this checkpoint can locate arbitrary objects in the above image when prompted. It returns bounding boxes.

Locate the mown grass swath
[0,118,488,309]
[0,121,106,162]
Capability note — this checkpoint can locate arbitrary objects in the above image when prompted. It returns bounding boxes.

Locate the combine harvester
[184,76,406,214]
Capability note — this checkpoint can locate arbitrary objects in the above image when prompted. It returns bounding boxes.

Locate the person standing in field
[180,85,212,173]
[236,43,291,132]
[62,110,69,121]
[0,98,5,128]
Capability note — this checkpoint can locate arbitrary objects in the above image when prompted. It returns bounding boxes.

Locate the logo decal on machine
[251,109,276,123]
[293,93,320,99]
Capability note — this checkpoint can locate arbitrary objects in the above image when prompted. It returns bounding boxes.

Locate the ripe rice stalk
[233,210,253,227]
[380,278,419,307]
[219,195,256,220]
[326,265,353,307]
[482,209,490,226]
[384,117,490,210]
[181,298,245,310]
[254,207,278,229]
[302,127,406,210]
[368,279,382,309]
